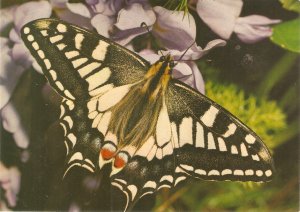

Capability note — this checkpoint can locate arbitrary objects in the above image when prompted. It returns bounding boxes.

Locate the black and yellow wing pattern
[21,19,274,211]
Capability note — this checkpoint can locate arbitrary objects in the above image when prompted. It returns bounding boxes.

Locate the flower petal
[49,0,68,8]
[9,28,20,43]
[13,128,30,149]
[236,15,281,25]
[0,6,16,33]
[139,49,159,64]
[164,39,226,60]
[91,13,114,37]
[112,27,146,45]
[13,1,52,34]
[88,0,123,16]
[11,43,32,68]
[0,163,21,207]
[115,3,155,30]
[174,61,205,94]
[197,0,243,39]
[66,2,91,18]
[54,7,92,28]
[173,62,193,77]
[153,6,196,50]
[0,38,25,109]
[111,3,156,45]
[189,61,205,94]
[32,60,43,74]
[187,39,226,60]
[1,102,29,148]
[234,15,281,44]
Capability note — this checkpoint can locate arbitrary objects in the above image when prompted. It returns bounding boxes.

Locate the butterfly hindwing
[21,18,150,100]
[57,98,103,176]
[110,154,176,210]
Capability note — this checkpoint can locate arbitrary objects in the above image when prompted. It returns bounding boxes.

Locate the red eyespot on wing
[114,152,129,168]
[100,142,117,160]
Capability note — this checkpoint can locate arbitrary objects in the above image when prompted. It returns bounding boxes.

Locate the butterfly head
[159,54,176,69]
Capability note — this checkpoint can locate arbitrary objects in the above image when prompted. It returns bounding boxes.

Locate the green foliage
[271,18,300,53]
[256,52,298,98]
[155,179,297,211]
[280,0,300,12]
[164,0,189,14]
[205,80,287,149]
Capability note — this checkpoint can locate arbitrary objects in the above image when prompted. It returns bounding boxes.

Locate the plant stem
[256,52,298,98]
[155,186,189,212]
[272,120,299,147]
[278,84,298,110]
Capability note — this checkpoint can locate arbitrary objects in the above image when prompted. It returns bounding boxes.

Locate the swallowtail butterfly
[21,18,274,211]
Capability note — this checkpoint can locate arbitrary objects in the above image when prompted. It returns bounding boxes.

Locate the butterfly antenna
[175,40,196,62]
[140,22,164,56]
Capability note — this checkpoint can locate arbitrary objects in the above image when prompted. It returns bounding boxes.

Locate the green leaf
[271,18,300,53]
[280,0,300,12]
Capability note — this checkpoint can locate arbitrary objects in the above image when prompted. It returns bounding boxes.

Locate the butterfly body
[107,54,173,148]
[21,19,274,211]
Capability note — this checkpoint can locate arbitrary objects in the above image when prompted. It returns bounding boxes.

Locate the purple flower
[113,5,198,50]
[1,102,29,148]
[0,38,24,109]
[68,1,198,50]
[139,38,225,94]
[0,6,17,33]
[66,0,152,40]
[196,0,281,43]
[62,0,128,37]
[0,162,21,207]
[50,0,92,28]
[234,15,281,44]
[0,1,50,157]
[9,1,52,72]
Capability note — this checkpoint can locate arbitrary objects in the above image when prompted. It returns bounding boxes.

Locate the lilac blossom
[0,4,52,204]
[67,1,197,51]
[65,0,153,41]
[50,0,92,28]
[139,39,225,94]
[196,0,281,43]
[234,15,281,44]
[1,102,29,149]
[9,1,52,73]
[0,1,52,148]
[0,38,24,109]
[113,5,198,50]
[0,162,21,207]
[0,6,16,33]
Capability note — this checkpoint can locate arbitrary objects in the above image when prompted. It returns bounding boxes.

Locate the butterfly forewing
[21,19,150,100]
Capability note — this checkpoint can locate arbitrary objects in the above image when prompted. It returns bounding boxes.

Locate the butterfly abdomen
[109,84,163,148]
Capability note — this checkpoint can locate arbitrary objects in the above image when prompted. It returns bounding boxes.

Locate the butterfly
[21,18,274,211]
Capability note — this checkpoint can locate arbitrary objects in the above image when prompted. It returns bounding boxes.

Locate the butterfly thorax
[141,56,172,100]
